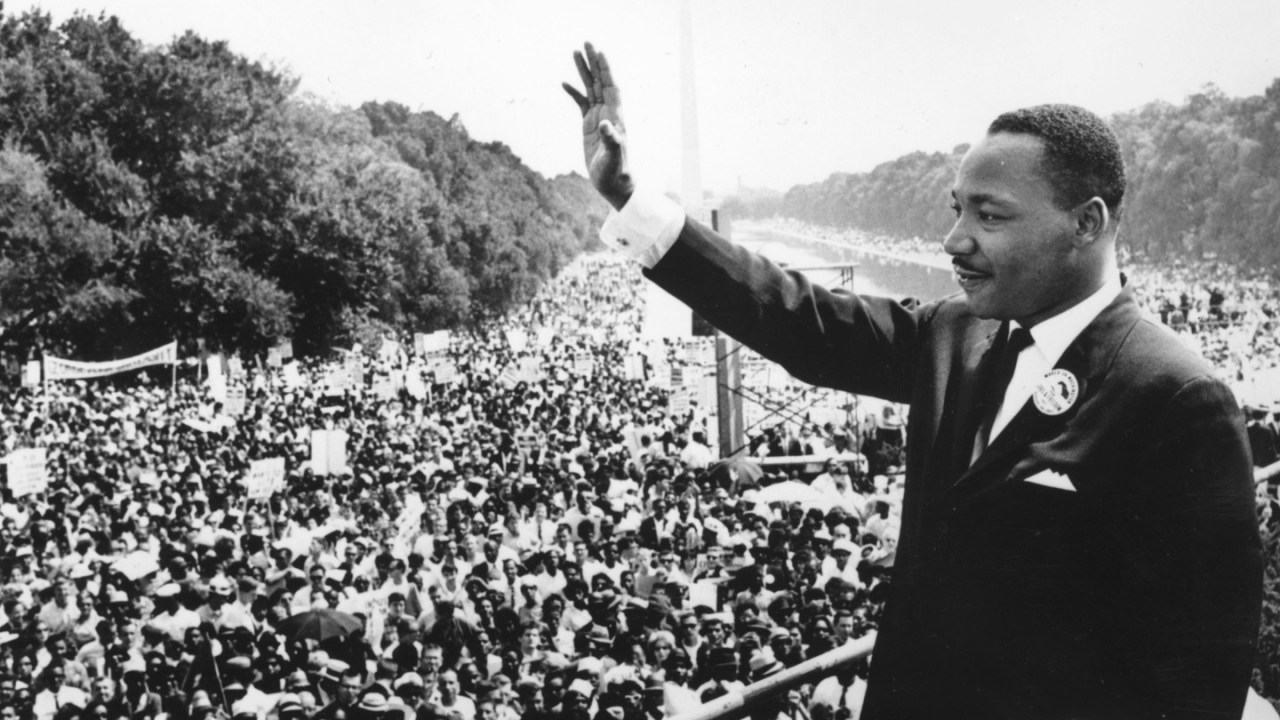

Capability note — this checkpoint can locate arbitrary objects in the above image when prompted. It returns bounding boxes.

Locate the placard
[372,376,395,401]
[21,361,40,388]
[6,448,48,498]
[670,389,691,417]
[415,330,451,355]
[505,329,528,352]
[689,581,720,611]
[310,431,349,476]
[224,387,247,416]
[517,431,538,456]
[406,371,427,400]
[434,362,458,385]
[624,355,645,381]
[281,362,302,389]
[246,457,286,500]
[497,365,520,389]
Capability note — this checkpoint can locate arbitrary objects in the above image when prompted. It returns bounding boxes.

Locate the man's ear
[1073,197,1110,247]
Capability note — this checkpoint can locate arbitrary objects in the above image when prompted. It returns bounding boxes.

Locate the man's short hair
[988,104,1126,219]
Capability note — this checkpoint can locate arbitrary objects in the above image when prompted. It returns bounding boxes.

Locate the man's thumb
[598,120,623,149]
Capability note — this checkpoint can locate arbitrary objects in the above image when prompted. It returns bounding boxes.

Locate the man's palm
[564,44,633,210]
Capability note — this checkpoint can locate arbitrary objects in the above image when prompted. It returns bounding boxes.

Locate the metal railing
[670,633,877,720]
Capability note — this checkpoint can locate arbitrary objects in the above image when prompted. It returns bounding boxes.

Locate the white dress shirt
[990,275,1122,443]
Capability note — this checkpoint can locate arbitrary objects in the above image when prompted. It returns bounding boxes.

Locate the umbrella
[111,551,160,581]
[754,480,833,510]
[704,456,764,490]
[275,608,362,642]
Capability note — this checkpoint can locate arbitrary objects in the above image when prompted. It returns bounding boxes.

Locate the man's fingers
[562,83,588,115]
[596,51,615,90]
[573,50,594,101]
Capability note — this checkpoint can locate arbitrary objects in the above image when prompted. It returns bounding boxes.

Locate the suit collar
[1018,274,1123,369]
[954,288,1142,486]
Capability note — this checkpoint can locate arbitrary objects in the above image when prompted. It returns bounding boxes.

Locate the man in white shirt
[678,430,714,470]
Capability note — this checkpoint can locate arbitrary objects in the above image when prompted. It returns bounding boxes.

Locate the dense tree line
[727,83,1280,268]
[0,11,607,362]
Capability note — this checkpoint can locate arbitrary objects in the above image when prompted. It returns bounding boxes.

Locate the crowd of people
[0,233,1277,720]
[0,256,903,720]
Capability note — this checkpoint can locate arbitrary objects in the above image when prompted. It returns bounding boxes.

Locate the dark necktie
[971,325,1034,462]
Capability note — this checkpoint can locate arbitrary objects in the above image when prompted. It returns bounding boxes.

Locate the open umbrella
[754,480,833,510]
[704,456,764,491]
[275,608,362,642]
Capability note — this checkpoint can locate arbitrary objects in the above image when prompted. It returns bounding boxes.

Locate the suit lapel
[952,289,1142,489]
[932,322,1002,484]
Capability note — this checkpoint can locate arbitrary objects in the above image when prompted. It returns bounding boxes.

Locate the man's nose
[942,219,975,257]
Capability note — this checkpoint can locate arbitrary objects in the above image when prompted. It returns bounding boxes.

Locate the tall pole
[680,0,703,217]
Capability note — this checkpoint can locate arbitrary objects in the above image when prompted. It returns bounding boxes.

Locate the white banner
[246,457,286,500]
[44,342,177,382]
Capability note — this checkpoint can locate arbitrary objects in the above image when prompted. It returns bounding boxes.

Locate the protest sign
[416,330,451,355]
[517,431,538,456]
[224,387,247,416]
[310,431,349,476]
[246,457,286,500]
[624,355,645,381]
[22,361,40,388]
[281,362,302,389]
[497,365,521,389]
[406,370,427,400]
[434,362,458,385]
[6,448,48,498]
[670,388,691,417]
[372,376,395,400]
[690,581,720,611]
[505,328,529,352]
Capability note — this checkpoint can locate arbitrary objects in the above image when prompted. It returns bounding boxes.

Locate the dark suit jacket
[645,219,1262,720]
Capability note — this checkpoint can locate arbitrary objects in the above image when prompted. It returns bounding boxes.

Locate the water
[734,223,959,302]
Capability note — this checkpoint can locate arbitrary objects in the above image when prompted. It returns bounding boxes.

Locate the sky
[10,0,1280,196]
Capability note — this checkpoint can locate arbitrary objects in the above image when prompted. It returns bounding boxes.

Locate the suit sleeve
[1128,376,1262,719]
[643,218,928,404]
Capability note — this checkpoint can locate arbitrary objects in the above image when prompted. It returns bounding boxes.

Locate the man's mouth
[953,263,992,289]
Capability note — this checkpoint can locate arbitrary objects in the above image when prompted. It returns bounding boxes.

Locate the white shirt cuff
[599,188,686,269]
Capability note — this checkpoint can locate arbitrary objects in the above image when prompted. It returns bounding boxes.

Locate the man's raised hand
[563,43,634,210]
